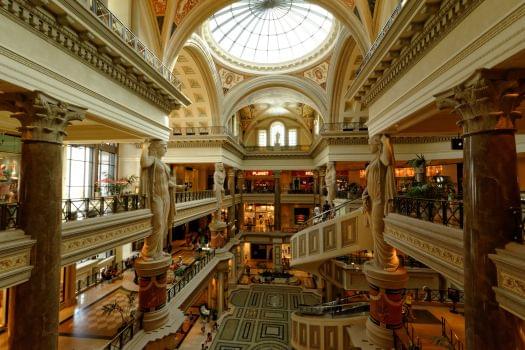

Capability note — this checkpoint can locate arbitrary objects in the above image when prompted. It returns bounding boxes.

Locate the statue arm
[140,144,155,168]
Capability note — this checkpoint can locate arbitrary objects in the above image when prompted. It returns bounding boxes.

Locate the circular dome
[205,0,335,70]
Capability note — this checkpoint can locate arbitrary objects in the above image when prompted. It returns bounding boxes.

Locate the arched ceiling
[130,0,394,129]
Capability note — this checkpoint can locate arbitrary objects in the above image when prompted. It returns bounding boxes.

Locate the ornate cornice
[436,69,525,136]
[0,91,85,144]
[355,0,484,108]
[0,0,182,113]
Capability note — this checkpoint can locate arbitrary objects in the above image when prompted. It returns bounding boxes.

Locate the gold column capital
[0,91,86,144]
[435,69,525,136]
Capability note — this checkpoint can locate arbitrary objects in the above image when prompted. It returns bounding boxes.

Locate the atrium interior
[0,0,524,349]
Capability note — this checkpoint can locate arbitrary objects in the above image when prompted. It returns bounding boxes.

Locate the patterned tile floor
[210,285,321,350]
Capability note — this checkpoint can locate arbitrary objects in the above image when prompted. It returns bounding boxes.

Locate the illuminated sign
[251,171,270,176]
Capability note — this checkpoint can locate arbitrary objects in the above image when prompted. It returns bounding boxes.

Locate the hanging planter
[407,154,427,183]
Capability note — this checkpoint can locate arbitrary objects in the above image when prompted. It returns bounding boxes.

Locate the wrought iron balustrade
[175,190,214,203]
[167,250,216,302]
[62,194,146,222]
[392,196,464,229]
[0,203,19,230]
[319,122,368,133]
[102,315,142,350]
[80,0,182,89]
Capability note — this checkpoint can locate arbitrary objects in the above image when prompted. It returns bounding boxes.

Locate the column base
[210,220,227,248]
[366,317,394,350]
[363,261,408,348]
[142,306,170,332]
[135,256,171,331]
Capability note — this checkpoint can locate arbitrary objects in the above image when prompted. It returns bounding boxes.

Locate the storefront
[288,171,314,193]
[244,171,274,193]
[244,204,274,231]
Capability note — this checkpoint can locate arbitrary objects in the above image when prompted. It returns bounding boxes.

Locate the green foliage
[407,154,426,169]
[404,177,456,200]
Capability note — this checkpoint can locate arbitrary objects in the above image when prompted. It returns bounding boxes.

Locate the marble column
[436,69,525,350]
[272,240,283,272]
[217,271,225,316]
[236,171,245,228]
[62,265,77,308]
[312,170,319,205]
[274,170,281,231]
[318,167,326,205]
[227,168,236,237]
[0,92,85,350]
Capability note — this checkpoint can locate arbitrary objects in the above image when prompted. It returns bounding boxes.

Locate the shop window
[65,146,93,199]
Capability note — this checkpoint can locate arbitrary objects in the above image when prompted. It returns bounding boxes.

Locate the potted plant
[101,292,138,332]
[407,154,427,183]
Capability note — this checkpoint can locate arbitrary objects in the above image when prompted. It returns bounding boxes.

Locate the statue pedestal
[209,220,227,248]
[135,256,172,331]
[363,261,408,349]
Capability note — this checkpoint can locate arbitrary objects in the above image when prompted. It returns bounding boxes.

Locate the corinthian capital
[0,91,86,144]
[435,69,525,135]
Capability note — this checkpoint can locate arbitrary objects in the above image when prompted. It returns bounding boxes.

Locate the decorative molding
[61,210,152,265]
[356,0,484,108]
[0,229,35,289]
[0,91,86,143]
[384,213,464,286]
[201,19,341,75]
[0,0,183,113]
[489,243,525,320]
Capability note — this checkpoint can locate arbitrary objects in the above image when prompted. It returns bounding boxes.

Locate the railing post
[65,199,72,222]
[100,197,105,216]
[442,200,448,226]
[0,204,6,231]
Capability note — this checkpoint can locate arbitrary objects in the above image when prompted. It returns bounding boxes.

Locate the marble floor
[209,285,321,350]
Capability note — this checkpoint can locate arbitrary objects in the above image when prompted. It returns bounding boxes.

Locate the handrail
[175,190,215,203]
[102,315,143,350]
[393,196,464,229]
[441,317,464,350]
[167,250,216,302]
[300,198,362,231]
[298,295,369,314]
[80,0,182,90]
[319,122,368,133]
[355,0,404,78]
[61,194,146,222]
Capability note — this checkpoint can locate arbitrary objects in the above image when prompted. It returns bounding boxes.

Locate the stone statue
[325,161,336,206]
[139,140,176,260]
[275,132,281,146]
[362,135,399,271]
[213,162,226,221]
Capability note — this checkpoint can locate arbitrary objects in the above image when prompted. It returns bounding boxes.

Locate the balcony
[290,201,372,272]
[79,0,182,90]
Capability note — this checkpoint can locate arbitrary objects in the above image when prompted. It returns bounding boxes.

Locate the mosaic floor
[210,285,321,350]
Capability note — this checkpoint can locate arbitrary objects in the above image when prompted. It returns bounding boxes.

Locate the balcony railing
[441,317,465,350]
[81,0,182,90]
[62,194,146,222]
[175,190,214,203]
[243,145,311,152]
[355,0,404,77]
[0,203,19,230]
[172,126,234,137]
[167,249,216,302]
[319,122,367,133]
[102,315,142,350]
[392,196,464,229]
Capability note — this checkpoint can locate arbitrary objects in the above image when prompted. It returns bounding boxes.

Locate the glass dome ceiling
[207,0,334,67]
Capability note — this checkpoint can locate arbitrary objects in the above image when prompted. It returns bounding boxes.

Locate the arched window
[270,122,285,146]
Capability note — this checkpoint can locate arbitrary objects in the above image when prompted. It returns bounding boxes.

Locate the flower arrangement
[97,174,138,196]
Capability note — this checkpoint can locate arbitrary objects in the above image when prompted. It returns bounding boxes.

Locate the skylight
[208,0,334,66]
